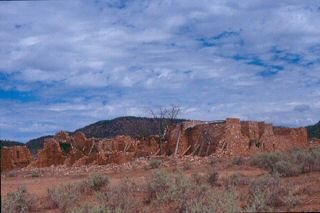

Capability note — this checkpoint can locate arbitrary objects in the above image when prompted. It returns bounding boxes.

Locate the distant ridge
[0,140,24,148]
[75,116,185,138]
[25,116,185,154]
[26,135,53,154]
[306,121,320,139]
[5,117,318,154]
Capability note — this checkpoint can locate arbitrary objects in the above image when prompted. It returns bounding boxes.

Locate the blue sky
[0,0,320,142]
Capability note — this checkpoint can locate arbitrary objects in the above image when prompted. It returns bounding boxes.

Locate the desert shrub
[146,170,199,208]
[250,152,282,172]
[246,174,297,211]
[146,170,176,204]
[145,170,241,212]
[69,203,113,213]
[185,187,240,213]
[251,148,320,176]
[149,159,162,169]
[85,173,109,191]
[223,173,250,188]
[96,178,141,213]
[273,160,301,177]
[1,186,34,213]
[31,171,41,178]
[7,171,17,177]
[191,173,207,185]
[208,171,219,186]
[48,183,82,212]
[232,156,245,165]
[182,162,192,170]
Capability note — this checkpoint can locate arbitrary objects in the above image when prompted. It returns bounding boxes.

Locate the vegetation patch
[1,186,34,213]
[149,159,162,169]
[250,148,320,176]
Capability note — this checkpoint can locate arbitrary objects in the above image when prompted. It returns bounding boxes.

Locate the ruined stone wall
[33,138,66,167]
[1,146,32,171]
[166,118,309,157]
[186,123,225,156]
[166,121,207,156]
[101,136,137,152]
[136,136,159,157]
[219,118,250,156]
[273,127,308,151]
[1,147,15,170]
[241,121,260,140]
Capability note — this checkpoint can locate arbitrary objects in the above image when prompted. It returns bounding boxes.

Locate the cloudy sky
[1,0,320,142]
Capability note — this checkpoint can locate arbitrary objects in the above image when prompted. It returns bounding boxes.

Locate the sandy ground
[1,157,320,212]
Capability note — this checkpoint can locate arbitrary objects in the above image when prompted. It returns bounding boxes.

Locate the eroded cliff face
[1,146,32,171]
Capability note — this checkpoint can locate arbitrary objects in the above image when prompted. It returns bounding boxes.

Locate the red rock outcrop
[1,146,32,171]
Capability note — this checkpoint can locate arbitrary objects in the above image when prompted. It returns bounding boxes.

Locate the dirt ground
[1,155,320,212]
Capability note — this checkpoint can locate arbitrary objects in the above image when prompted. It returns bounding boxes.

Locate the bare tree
[150,105,181,155]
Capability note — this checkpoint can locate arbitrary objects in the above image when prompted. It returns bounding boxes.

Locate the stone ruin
[166,118,308,157]
[1,118,309,171]
[1,146,32,171]
[26,131,160,168]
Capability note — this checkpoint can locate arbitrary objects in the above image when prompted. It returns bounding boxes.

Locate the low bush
[149,159,162,169]
[31,171,41,178]
[85,173,109,191]
[208,171,219,186]
[97,178,141,213]
[232,156,245,165]
[246,174,297,211]
[69,203,112,213]
[7,171,17,177]
[273,160,301,177]
[250,148,320,176]
[1,186,34,213]
[146,170,175,204]
[223,173,250,188]
[48,183,81,212]
[182,162,192,170]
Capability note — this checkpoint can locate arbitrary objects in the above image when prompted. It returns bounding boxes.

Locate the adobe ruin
[166,118,308,157]
[1,146,32,171]
[1,118,309,171]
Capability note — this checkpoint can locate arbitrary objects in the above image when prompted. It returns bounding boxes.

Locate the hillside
[306,121,320,139]
[75,116,185,138]
[26,135,53,154]
[0,140,24,148]
[25,116,185,154]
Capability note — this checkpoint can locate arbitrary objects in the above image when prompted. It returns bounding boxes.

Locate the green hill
[306,121,320,139]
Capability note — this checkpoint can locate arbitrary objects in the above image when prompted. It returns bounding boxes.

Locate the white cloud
[0,0,319,141]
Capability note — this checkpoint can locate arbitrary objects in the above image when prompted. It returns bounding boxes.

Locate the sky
[0,0,320,142]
